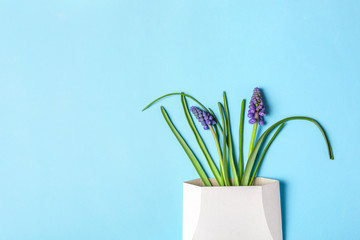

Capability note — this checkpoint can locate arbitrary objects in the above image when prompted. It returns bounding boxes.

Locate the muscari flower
[190,106,216,130]
[248,87,266,126]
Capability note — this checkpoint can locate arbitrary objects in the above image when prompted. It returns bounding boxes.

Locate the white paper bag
[183,177,283,240]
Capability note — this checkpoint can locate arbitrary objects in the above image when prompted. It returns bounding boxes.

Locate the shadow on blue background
[279,180,288,240]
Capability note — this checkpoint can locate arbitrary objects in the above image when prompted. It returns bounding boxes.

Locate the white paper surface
[183,178,283,240]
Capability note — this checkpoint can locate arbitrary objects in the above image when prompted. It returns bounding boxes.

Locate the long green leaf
[241,116,334,185]
[223,92,239,186]
[181,95,223,186]
[161,106,212,186]
[249,123,285,185]
[238,99,245,182]
[209,108,224,134]
[143,93,208,112]
[143,92,224,134]
[218,103,231,186]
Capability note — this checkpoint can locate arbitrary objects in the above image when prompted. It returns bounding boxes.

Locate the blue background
[0,1,359,239]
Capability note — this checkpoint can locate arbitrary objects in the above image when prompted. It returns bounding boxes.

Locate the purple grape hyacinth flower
[248,87,266,126]
[190,106,216,130]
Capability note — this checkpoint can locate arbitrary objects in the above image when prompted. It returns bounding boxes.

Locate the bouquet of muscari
[143,88,334,186]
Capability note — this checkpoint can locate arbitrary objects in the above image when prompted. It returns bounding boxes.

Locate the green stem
[248,121,258,158]
[213,124,220,143]
[209,108,224,134]
[181,95,223,186]
[209,125,227,186]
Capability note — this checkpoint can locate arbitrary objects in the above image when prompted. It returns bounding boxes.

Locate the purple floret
[190,106,216,130]
[248,87,266,125]
[249,118,257,124]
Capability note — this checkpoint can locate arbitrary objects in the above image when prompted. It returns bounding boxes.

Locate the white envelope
[183,177,283,240]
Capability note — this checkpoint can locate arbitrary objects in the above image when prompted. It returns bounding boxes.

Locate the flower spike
[248,87,266,126]
[190,106,216,130]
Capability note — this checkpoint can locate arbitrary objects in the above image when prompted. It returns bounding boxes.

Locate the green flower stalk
[190,106,230,186]
[248,87,266,157]
[248,121,258,157]
[181,96,223,186]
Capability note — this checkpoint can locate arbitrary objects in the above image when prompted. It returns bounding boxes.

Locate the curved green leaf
[241,116,334,186]
[143,93,208,112]
[249,123,285,186]
[161,106,212,186]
